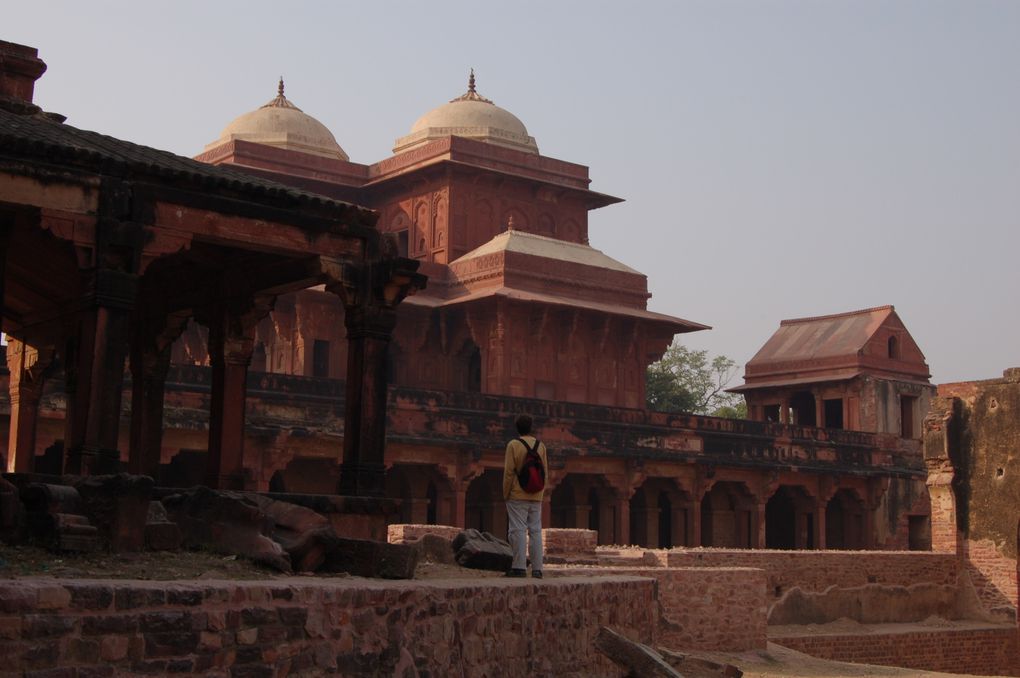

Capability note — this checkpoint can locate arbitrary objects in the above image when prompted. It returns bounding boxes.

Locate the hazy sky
[7,1,1019,384]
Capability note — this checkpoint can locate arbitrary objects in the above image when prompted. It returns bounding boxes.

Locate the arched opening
[384,467,414,524]
[426,481,438,525]
[456,340,482,393]
[790,391,816,426]
[766,485,816,550]
[251,342,267,373]
[273,457,341,495]
[159,449,207,489]
[766,488,797,549]
[384,464,455,526]
[826,488,867,550]
[658,492,673,549]
[465,470,505,537]
[700,481,755,548]
[629,490,647,547]
[550,473,618,544]
[631,478,691,548]
[587,487,600,534]
[36,441,64,476]
[888,335,900,359]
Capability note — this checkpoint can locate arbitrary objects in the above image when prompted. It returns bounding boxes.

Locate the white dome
[393,71,538,155]
[206,79,348,161]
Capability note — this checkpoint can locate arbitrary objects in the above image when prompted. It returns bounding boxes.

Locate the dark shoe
[531,570,543,579]
[505,568,526,578]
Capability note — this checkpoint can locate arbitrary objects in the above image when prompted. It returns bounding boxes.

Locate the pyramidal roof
[451,228,641,275]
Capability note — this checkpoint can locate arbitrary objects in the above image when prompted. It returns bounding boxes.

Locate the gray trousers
[506,499,543,571]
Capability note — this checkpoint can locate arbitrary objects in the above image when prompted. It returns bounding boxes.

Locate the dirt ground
[697,643,1007,678]
[0,545,1007,678]
[0,543,511,580]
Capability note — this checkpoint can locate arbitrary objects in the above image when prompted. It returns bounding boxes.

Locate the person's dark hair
[515,414,533,435]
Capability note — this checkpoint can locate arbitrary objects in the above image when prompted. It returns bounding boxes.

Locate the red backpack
[516,437,545,493]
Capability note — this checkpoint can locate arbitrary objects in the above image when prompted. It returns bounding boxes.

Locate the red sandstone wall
[0,577,654,677]
[774,626,1020,676]
[557,565,767,651]
[664,549,959,604]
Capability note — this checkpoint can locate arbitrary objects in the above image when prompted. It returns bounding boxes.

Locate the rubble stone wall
[0,576,655,677]
[773,626,1020,676]
[556,565,767,651]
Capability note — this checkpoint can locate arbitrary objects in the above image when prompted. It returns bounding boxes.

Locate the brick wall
[557,566,767,651]
[773,625,1020,676]
[963,537,1018,620]
[0,576,655,677]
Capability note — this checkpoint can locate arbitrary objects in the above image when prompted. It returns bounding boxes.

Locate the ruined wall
[0,576,655,677]
[773,625,1019,677]
[925,368,1020,621]
[875,475,931,550]
[556,565,767,651]
[660,549,965,620]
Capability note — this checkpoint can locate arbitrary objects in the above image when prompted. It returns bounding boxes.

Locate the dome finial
[450,68,493,105]
[507,214,516,231]
[261,77,301,111]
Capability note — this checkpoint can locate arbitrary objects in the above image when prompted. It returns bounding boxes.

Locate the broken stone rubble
[1,474,423,579]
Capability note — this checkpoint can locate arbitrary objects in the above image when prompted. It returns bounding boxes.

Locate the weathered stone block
[67,584,113,611]
[453,529,513,572]
[322,537,420,579]
[74,474,154,552]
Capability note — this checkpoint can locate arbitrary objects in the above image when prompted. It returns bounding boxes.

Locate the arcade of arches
[365,462,880,550]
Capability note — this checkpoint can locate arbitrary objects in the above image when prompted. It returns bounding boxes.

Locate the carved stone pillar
[687,497,702,547]
[66,270,137,475]
[751,502,767,549]
[453,483,468,528]
[814,499,827,550]
[615,495,632,546]
[326,254,424,497]
[128,346,171,479]
[337,304,396,497]
[204,300,269,490]
[128,312,188,479]
[5,339,51,473]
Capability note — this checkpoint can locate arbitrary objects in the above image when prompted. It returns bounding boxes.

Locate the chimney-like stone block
[0,40,47,103]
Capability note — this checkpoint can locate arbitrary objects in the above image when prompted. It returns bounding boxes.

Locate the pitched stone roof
[732,305,931,390]
[749,306,896,365]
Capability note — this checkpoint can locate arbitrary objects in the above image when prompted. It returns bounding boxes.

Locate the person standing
[503,413,548,578]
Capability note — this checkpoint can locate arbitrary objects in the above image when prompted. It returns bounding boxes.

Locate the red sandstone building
[1,44,934,550]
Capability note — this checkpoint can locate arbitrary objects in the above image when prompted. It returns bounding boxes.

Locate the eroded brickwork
[662,549,960,606]
[773,626,1019,677]
[0,576,655,677]
[557,565,767,651]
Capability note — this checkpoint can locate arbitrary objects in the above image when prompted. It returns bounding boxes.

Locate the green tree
[646,343,747,417]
